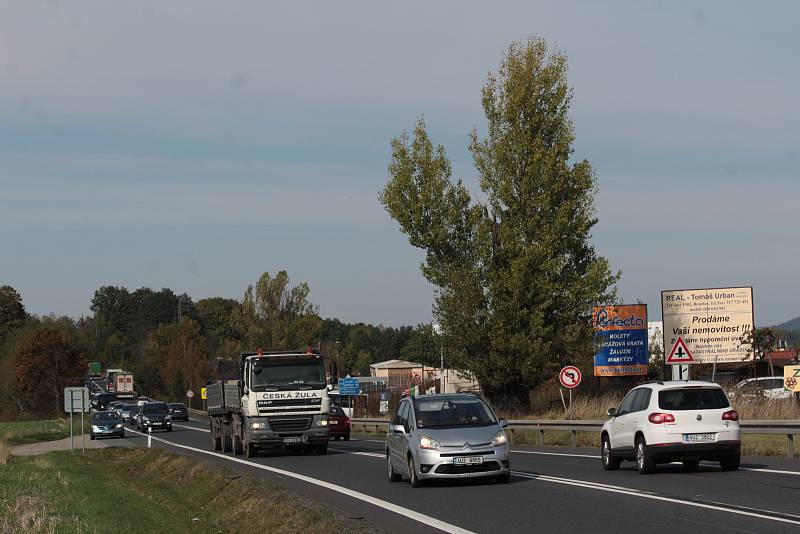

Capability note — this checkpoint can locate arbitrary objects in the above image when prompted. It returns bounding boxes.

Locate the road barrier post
[571,430,577,448]
[788,434,794,458]
[539,429,544,447]
[148,426,152,448]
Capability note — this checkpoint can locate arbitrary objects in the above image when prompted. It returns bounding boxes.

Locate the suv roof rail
[638,380,664,386]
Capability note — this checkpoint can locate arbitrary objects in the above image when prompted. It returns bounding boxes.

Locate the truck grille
[268,416,312,432]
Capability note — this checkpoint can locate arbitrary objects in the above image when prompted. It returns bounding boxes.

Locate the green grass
[0,447,376,534]
[0,419,86,446]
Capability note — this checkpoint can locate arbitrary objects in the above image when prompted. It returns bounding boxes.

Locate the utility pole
[177,296,182,324]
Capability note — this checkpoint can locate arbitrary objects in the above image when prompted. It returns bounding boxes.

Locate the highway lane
[128,419,800,534]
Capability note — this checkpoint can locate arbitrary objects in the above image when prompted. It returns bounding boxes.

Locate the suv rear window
[658,387,730,410]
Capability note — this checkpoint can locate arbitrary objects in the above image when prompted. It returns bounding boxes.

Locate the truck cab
[207,348,331,457]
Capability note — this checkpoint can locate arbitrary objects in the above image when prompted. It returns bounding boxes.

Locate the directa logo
[594,308,644,328]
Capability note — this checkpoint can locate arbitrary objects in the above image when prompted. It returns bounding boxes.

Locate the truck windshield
[250,361,326,391]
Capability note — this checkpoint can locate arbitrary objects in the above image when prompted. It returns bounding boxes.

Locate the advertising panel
[593,304,649,376]
[661,287,753,364]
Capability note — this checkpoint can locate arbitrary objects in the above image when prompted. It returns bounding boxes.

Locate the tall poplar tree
[380,36,619,411]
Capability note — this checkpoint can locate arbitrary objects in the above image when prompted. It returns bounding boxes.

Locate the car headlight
[115,423,123,429]
[419,436,441,450]
[315,418,328,427]
[91,425,100,431]
[143,417,150,422]
[492,430,508,447]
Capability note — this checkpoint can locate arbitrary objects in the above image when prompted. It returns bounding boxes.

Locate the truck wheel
[211,435,222,451]
[223,435,233,453]
[233,434,243,455]
[246,441,256,458]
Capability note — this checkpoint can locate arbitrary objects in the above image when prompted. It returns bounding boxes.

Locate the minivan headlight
[419,436,441,450]
[492,430,508,447]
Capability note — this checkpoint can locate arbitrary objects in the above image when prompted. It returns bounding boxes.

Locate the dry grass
[0,438,9,465]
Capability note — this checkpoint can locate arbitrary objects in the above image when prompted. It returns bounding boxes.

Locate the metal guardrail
[350,418,800,458]
[184,409,800,458]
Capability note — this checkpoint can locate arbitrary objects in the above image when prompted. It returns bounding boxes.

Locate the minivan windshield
[659,387,730,410]
[250,361,326,391]
[413,396,497,428]
[143,403,169,414]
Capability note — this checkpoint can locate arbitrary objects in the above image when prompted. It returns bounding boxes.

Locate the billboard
[661,287,753,364]
[593,304,649,376]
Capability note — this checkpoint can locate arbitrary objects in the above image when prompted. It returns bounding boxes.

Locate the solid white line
[173,424,209,433]
[511,471,800,526]
[512,449,600,459]
[127,429,474,534]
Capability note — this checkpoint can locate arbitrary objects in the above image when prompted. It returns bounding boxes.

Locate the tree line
[0,276,438,421]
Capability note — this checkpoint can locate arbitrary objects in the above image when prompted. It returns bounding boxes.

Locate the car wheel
[387,452,401,482]
[90,435,95,440]
[682,460,700,471]
[601,435,620,471]
[720,455,740,471]
[408,455,423,487]
[636,437,656,474]
[344,433,350,441]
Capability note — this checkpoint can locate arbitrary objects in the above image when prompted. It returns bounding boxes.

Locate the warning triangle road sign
[667,337,694,363]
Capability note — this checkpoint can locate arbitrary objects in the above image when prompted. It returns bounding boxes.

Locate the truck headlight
[492,430,508,447]
[315,419,328,427]
[143,417,150,422]
[250,422,267,430]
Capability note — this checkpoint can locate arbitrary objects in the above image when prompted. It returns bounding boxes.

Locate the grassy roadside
[0,447,379,534]
[0,419,86,446]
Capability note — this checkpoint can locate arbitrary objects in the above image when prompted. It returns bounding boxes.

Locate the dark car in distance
[91,393,117,411]
[168,403,189,422]
[137,402,173,433]
[90,411,125,440]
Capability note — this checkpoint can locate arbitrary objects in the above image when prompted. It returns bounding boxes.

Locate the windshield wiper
[294,382,324,390]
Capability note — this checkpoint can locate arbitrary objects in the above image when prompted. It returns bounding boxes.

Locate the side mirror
[390,424,405,434]
[607,408,617,418]
[500,419,509,428]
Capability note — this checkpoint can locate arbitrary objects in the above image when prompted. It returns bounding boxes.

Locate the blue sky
[1,1,798,326]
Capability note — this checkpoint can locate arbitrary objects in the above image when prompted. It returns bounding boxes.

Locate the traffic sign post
[64,387,89,453]
[186,389,194,410]
[558,366,582,420]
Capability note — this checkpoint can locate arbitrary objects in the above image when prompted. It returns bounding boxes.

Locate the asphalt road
[119,419,800,534]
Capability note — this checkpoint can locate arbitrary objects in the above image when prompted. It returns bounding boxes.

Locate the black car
[91,393,116,411]
[90,411,125,440]
[137,402,173,433]
[168,403,189,422]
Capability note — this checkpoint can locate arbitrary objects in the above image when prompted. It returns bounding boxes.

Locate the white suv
[601,381,741,474]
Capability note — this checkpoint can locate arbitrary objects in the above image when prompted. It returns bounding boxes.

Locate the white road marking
[173,424,209,433]
[127,429,474,534]
[511,471,800,526]
[512,449,600,459]
[328,447,800,526]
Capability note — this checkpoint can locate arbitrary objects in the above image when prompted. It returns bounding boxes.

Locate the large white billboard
[661,287,754,364]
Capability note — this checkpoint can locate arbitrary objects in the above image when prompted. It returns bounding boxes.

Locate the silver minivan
[385,394,511,486]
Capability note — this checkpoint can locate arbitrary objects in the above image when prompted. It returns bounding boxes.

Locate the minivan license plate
[283,436,301,444]
[453,456,483,465]
[683,433,714,442]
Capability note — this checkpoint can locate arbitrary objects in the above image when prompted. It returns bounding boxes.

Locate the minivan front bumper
[414,446,511,480]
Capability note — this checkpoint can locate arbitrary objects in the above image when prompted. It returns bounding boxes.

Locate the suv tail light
[648,412,675,424]
[722,409,739,421]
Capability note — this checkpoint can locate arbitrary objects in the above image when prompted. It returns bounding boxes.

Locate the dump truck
[206,348,330,457]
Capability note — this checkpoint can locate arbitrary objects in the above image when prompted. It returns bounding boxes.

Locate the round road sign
[186,390,194,398]
[559,366,582,389]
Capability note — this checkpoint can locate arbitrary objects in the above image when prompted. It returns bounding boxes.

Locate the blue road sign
[338,377,360,395]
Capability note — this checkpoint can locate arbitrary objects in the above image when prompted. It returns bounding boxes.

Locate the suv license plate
[453,456,483,465]
[683,433,715,442]
[283,436,302,444]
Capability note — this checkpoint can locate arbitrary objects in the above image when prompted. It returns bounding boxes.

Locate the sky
[1,1,798,327]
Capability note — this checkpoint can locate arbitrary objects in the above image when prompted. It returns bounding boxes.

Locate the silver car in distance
[385,394,511,486]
